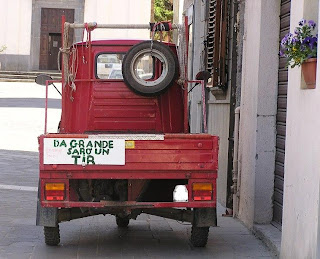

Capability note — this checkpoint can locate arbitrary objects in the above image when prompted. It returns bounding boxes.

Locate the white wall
[237,0,280,226]
[0,0,32,55]
[84,0,151,40]
[280,0,320,258]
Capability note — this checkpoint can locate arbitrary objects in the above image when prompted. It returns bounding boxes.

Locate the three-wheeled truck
[36,19,219,247]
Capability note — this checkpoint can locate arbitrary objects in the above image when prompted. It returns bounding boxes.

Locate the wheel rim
[130,48,169,88]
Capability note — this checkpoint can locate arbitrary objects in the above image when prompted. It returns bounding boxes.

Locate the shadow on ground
[0,98,61,109]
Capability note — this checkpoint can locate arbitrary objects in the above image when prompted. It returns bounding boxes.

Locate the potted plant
[280,19,318,89]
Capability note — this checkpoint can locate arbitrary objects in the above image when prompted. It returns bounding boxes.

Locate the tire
[116,216,130,228]
[190,226,209,247]
[122,41,179,96]
[44,226,60,246]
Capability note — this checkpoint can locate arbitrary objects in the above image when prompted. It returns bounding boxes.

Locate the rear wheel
[190,226,209,247]
[44,226,60,246]
[116,216,130,228]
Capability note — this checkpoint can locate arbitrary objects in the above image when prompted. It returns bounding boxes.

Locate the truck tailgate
[39,133,219,179]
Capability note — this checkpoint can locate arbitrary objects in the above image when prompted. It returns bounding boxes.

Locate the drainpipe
[232,107,240,217]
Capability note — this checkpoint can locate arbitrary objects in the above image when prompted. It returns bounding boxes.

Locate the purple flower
[281,33,293,46]
[279,50,284,56]
[303,36,317,49]
[292,37,299,44]
[303,36,311,45]
[308,20,316,29]
[299,19,306,26]
[310,36,317,48]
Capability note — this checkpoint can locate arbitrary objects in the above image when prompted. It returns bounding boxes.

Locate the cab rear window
[96,53,125,79]
[96,53,154,80]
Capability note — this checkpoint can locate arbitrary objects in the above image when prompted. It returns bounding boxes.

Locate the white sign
[43,138,125,165]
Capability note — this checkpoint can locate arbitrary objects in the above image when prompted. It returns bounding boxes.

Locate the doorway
[48,33,62,70]
[39,8,74,70]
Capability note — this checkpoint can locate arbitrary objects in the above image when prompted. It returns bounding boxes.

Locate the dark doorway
[48,33,62,70]
[39,8,74,70]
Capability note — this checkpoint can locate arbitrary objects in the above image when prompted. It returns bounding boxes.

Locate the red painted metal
[184,16,189,133]
[38,134,219,173]
[61,15,66,132]
[59,40,183,134]
[41,200,216,208]
[45,81,48,134]
[39,22,219,216]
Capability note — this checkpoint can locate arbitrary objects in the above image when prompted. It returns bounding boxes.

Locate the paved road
[0,82,275,258]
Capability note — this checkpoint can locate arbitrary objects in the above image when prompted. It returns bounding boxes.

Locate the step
[0,74,61,80]
[0,78,36,83]
[0,71,62,82]
[0,71,62,76]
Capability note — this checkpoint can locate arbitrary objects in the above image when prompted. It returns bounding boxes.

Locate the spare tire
[122,41,179,96]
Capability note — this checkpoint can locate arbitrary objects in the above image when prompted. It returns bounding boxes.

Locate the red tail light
[45,183,65,201]
[192,183,213,201]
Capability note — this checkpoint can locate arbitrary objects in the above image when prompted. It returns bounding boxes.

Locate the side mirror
[195,70,211,83]
[35,74,62,96]
[35,74,53,86]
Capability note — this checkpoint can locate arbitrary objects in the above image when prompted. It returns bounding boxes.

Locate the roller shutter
[273,0,291,227]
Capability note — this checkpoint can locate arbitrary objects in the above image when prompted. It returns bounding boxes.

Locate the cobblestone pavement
[0,82,275,258]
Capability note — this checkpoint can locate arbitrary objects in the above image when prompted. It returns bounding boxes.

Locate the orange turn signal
[192,183,213,191]
[45,183,65,191]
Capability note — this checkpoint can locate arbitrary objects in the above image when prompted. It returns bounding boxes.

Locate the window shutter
[206,0,228,89]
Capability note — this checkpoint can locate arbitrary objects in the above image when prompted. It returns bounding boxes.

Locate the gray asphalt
[0,82,275,258]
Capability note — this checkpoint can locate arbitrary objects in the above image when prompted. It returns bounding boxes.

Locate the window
[96,53,125,79]
[96,52,155,80]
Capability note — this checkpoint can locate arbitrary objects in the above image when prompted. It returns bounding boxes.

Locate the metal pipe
[232,107,240,217]
[69,22,179,30]
[183,16,189,133]
[44,81,48,134]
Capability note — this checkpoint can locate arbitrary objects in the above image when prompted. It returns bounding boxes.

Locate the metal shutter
[273,0,291,226]
[206,0,228,89]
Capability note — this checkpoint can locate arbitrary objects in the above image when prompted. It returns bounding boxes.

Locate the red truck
[36,21,219,248]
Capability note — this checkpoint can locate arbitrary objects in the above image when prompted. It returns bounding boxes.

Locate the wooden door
[48,33,62,70]
[39,8,74,70]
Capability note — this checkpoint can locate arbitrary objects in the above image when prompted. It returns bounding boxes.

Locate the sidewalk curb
[253,223,281,258]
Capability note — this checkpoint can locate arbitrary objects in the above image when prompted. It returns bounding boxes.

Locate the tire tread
[190,226,209,247]
[44,226,60,246]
